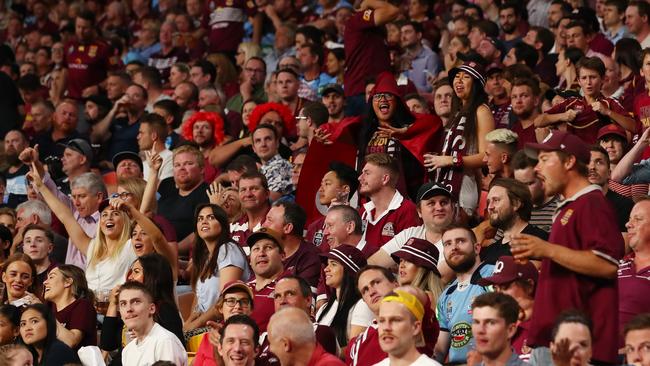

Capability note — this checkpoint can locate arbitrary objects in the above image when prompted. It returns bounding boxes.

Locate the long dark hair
[0,304,19,344]
[359,95,415,159]
[56,264,95,304]
[136,253,178,313]
[191,203,234,289]
[450,74,488,147]
[20,303,57,363]
[316,263,360,346]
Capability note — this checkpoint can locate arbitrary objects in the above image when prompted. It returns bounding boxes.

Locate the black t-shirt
[37,339,81,366]
[107,118,140,161]
[606,189,634,232]
[157,177,209,240]
[0,71,23,140]
[480,224,549,264]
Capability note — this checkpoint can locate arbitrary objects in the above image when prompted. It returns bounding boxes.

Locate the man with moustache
[375,290,441,365]
[515,131,624,365]
[482,178,548,264]
[2,130,29,207]
[434,225,494,365]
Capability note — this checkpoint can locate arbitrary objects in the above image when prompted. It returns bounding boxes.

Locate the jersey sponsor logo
[381,222,395,237]
[363,9,372,21]
[89,45,98,58]
[450,322,472,349]
[560,208,573,226]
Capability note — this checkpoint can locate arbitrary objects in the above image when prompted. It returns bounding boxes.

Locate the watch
[452,154,463,168]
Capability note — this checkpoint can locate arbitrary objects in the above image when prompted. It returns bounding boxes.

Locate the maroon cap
[392,238,441,276]
[524,130,591,164]
[477,256,538,286]
[321,244,367,273]
[371,71,401,97]
[221,280,254,300]
[449,60,486,87]
[597,124,627,141]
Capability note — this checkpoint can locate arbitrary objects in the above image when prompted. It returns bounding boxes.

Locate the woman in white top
[183,203,251,332]
[32,169,136,293]
[316,244,373,348]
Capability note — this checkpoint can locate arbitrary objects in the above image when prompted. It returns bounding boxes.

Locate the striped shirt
[529,196,560,233]
[608,179,649,200]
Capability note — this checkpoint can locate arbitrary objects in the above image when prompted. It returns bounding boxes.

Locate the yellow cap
[381,290,425,321]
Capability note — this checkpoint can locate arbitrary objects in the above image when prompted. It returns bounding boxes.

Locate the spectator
[153,99,185,150]
[295,101,328,149]
[603,0,631,44]
[619,199,650,339]
[276,68,307,116]
[369,182,455,283]
[434,225,494,364]
[376,290,442,365]
[42,264,97,349]
[174,81,199,116]
[19,304,81,365]
[554,46,584,91]
[215,315,260,366]
[181,111,225,183]
[0,344,33,365]
[105,72,131,103]
[485,68,511,130]
[113,151,144,180]
[392,238,444,307]
[611,128,650,186]
[226,58,267,114]
[404,94,431,115]
[133,66,171,112]
[268,307,345,366]
[522,26,558,87]
[190,60,217,90]
[432,78,455,127]
[135,114,171,180]
[509,78,545,149]
[483,129,518,178]
[14,200,67,264]
[184,204,251,332]
[358,153,421,257]
[518,131,624,364]
[147,23,189,86]
[503,42,538,70]
[297,44,336,100]
[0,208,16,237]
[478,256,538,361]
[118,281,188,365]
[498,2,524,49]
[231,172,271,246]
[565,20,606,58]
[598,125,649,200]
[246,228,287,332]
[320,205,364,253]
[317,245,373,346]
[470,292,526,365]
[510,151,560,232]
[399,21,438,93]
[57,139,93,194]
[625,1,650,48]
[587,146,634,232]
[252,124,293,202]
[623,314,650,366]
[0,304,20,346]
[2,253,38,306]
[27,101,54,139]
[21,224,56,296]
[483,178,548,264]
[262,201,320,288]
[2,130,29,208]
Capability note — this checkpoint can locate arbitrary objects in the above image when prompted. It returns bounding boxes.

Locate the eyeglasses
[372,93,395,101]
[223,297,251,308]
[111,192,134,200]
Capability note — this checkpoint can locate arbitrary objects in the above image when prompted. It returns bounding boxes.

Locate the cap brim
[477,273,516,286]
[523,141,554,160]
[392,249,441,276]
[246,231,282,249]
[418,187,452,202]
[222,282,254,300]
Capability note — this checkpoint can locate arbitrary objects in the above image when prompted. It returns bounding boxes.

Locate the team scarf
[434,113,468,196]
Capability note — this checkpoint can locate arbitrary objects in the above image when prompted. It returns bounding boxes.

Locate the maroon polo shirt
[343,9,391,97]
[283,240,322,288]
[618,257,650,344]
[306,215,329,253]
[230,208,269,247]
[202,0,257,53]
[511,120,537,150]
[359,191,421,257]
[64,39,120,99]
[247,276,279,333]
[529,186,624,364]
[51,298,98,349]
[545,96,627,144]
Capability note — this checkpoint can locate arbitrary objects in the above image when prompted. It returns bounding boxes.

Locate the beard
[5,151,20,166]
[447,251,477,273]
[489,208,517,230]
[502,23,517,34]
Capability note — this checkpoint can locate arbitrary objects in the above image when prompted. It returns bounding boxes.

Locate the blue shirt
[301,72,337,98]
[404,45,439,93]
[437,263,494,364]
[622,158,650,185]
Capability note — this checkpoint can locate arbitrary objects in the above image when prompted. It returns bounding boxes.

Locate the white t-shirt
[195,241,251,312]
[316,298,374,336]
[143,149,173,182]
[85,238,138,292]
[379,225,446,269]
[374,354,442,365]
[122,322,188,366]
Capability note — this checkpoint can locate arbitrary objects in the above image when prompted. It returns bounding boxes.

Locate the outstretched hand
[206,181,226,205]
[26,162,44,188]
[19,144,40,165]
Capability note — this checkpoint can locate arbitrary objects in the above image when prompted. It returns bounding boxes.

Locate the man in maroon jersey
[343,0,399,115]
[231,171,271,247]
[537,57,635,144]
[358,153,421,257]
[65,11,120,100]
[510,78,546,150]
[514,130,624,364]
[202,0,258,56]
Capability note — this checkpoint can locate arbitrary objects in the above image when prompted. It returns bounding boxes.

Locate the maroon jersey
[148,47,189,84]
[247,276,279,333]
[545,96,627,144]
[359,191,422,257]
[306,215,329,252]
[490,101,511,129]
[52,298,98,349]
[618,257,650,344]
[64,40,119,99]
[633,92,650,132]
[511,120,537,150]
[529,187,624,364]
[282,240,322,288]
[230,209,269,247]
[343,9,391,96]
[202,0,257,53]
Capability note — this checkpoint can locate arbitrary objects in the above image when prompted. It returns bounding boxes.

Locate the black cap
[321,83,344,96]
[58,139,93,161]
[85,94,112,111]
[416,182,453,203]
[112,151,143,172]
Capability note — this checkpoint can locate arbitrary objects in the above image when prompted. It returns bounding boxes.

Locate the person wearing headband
[375,289,441,365]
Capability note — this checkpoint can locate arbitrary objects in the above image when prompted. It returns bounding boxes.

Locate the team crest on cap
[560,209,574,226]
[494,260,505,273]
[381,222,395,237]
[363,9,372,21]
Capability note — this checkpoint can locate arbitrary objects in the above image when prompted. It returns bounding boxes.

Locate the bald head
[267,307,316,364]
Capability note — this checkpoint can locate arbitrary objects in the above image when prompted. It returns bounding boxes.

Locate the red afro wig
[182,111,226,145]
[247,102,296,138]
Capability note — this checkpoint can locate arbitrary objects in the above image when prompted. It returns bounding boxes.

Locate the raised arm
[611,127,650,182]
[90,94,128,143]
[29,164,92,255]
[208,137,251,167]
[140,150,162,214]
[359,0,400,26]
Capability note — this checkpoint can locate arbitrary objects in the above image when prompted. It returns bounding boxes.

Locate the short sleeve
[545,98,570,115]
[577,196,625,264]
[380,226,419,255]
[436,293,449,331]
[349,299,374,327]
[64,299,97,337]
[217,242,248,272]
[347,10,377,31]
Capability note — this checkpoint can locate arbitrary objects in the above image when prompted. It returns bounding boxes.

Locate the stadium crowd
[0,0,648,364]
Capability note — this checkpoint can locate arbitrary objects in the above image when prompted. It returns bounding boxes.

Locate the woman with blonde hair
[392,238,444,308]
[43,265,97,349]
[206,53,240,99]
[32,168,136,293]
